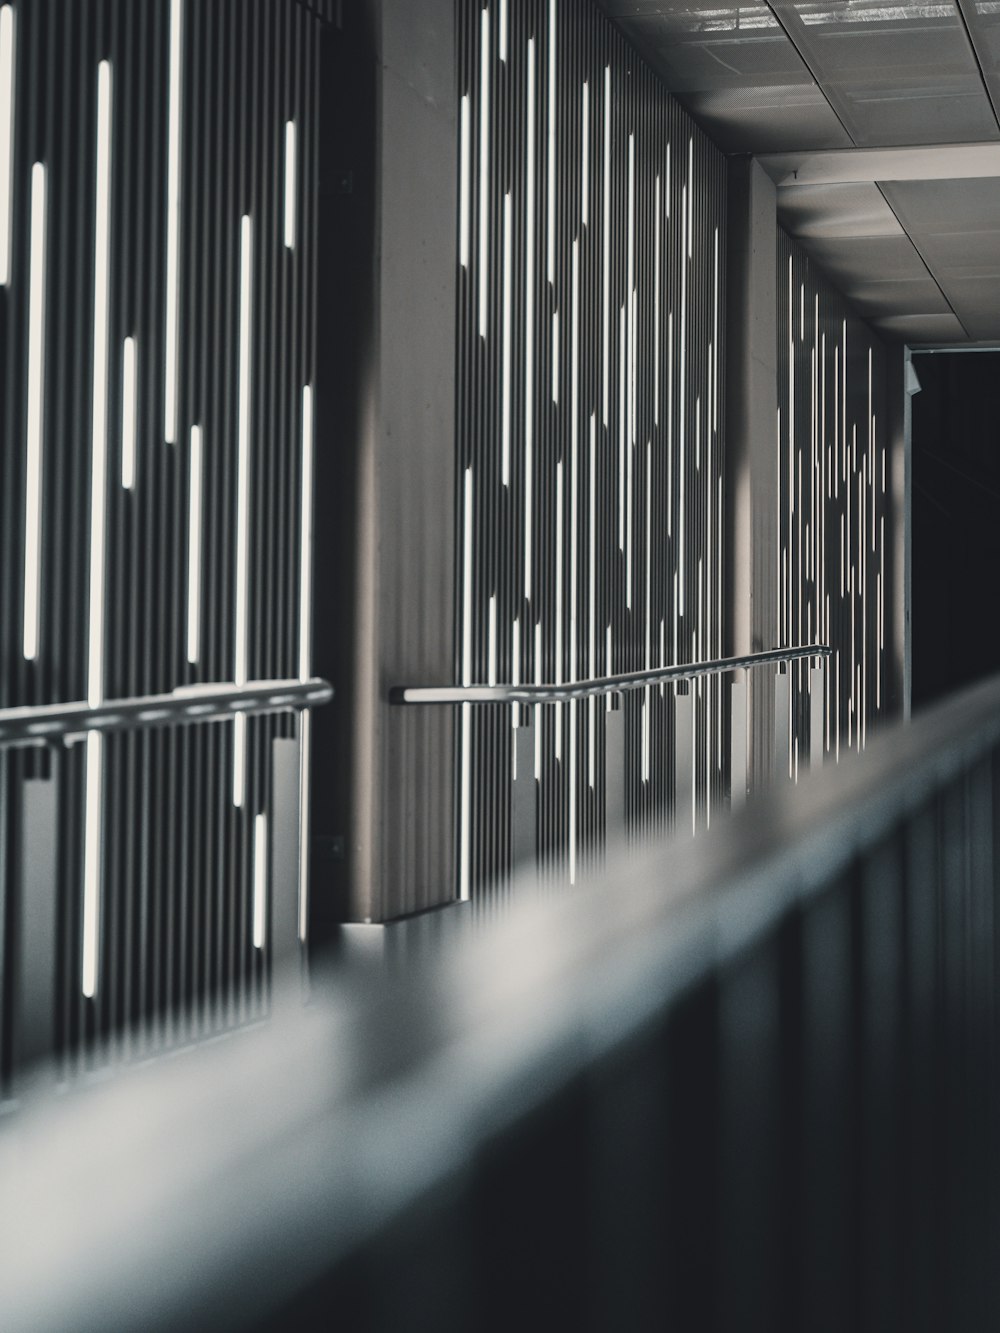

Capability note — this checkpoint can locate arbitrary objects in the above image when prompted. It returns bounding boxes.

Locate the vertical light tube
[580,80,589,227]
[478,7,490,338]
[653,174,660,425]
[23,162,47,661]
[121,336,137,489]
[523,39,536,599]
[233,214,253,807]
[546,0,556,285]
[460,467,474,899]
[555,457,564,760]
[601,65,610,426]
[88,59,113,710]
[501,190,512,485]
[253,813,268,950]
[499,0,508,62]
[164,0,183,443]
[186,424,202,663]
[459,94,470,268]
[82,731,104,999]
[551,309,559,403]
[283,119,296,249]
[82,62,113,1001]
[298,710,311,942]
[0,4,14,285]
[299,384,314,681]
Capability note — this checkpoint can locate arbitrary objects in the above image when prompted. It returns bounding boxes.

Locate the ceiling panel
[792,232,934,283]
[769,0,1000,146]
[870,312,969,341]
[849,276,952,316]
[596,1,852,149]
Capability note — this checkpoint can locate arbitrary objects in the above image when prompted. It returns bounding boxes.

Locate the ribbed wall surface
[456,0,727,901]
[0,0,323,1092]
[777,228,890,776]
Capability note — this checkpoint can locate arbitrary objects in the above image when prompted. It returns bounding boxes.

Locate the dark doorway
[911,350,1000,710]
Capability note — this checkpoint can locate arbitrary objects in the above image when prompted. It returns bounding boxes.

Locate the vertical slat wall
[777,229,890,779]
[0,0,324,1093]
[456,0,727,901]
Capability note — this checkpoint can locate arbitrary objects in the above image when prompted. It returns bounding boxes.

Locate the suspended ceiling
[599,0,1000,343]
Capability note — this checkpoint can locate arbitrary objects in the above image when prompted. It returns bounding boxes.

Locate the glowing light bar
[0,4,14,286]
[88,60,113,709]
[502,190,512,485]
[82,731,103,998]
[478,7,489,337]
[459,93,470,267]
[121,336,137,489]
[186,424,202,664]
[233,214,253,807]
[546,0,556,285]
[580,80,589,226]
[253,813,268,950]
[298,710,311,942]
[23,162,47,661]
[299,384,314,680]
[164,0,183,443]
[523,39,536,598]
[283,120,296,249]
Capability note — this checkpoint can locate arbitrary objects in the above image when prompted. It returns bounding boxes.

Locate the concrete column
[725,158,779,785]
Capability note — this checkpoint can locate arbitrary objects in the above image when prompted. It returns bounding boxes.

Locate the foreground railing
[0,678,332,1100]
[3,671,1000,1329]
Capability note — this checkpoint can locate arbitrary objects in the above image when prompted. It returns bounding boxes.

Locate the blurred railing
[1,678,332,1100]
[4,670,1000,1329]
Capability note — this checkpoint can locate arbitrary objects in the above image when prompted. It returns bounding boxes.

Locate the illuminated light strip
[713,228,719,434]
[298,711,311,941]
[667,312,673,538]
[618,304,625,549]
[546,0,556,285]
[588,412,596,788]
[601,65,610,425]
[523,39,535,597]
[642,691,650,783]
[233,214,253,807]
[164,0,183,443]
[555,456,564,760]
[299,385,314,681]
[499,0,507,62]
[678,173,687,618]
[535,620,543,778]
[186,424,203,663]
[478,6,489,338]
[88,59,113,710]
[82,62,114,1000]
[82,732,104,999]
[459,94,470,267]
[580,80,589,226]
[0,4,14,285]
[645,439,651,669]
[653,174,660,425]
[569,304,579,878]
[488,593,497,686]
[551,309,559,403]
[569,693,577,883]
[512,615,520,747]
[501,190,512,485]
[23,162,47,661]
[253,813,268,950]
[460,467,473,899]
[283,120,296,249]
[121,336,137,489]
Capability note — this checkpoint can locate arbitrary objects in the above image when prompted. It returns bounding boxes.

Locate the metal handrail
[0,677,333,749]
[390,644,831,705]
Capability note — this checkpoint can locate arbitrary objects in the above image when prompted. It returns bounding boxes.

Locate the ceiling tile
[777,181,904,236]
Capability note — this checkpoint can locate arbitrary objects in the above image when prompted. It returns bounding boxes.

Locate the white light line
[462,466,474,687]
[654,174,660,426]
[187,424,203,663]
[619,303,626,549]
[298,710,311,942]
[164,0,183,443]
[601,65,610,425]
[299,384,314,680]
[23,162,46,661]
[581,80,589,227]
[499,0,508,62]
[0,4,15,285]
[233,215,253,807]
[524,38,536,599]
[555,457,564,760]
[459,93,470,267]
[82,731,103,999]
[121,336,137,489]
[283,119,296,249]
[502,190,512,486]
[88,60,112,709]
[253,813,268,950]
[460,467,474,900]
[478,6,490,338]
[546,0,556,285]
[488,593,497,686]
[552,309,559,403]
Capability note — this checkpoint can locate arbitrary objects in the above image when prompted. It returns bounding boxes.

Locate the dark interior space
[911,351,1000,711]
